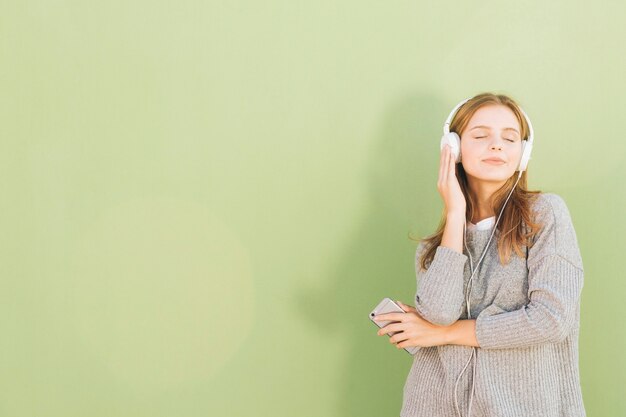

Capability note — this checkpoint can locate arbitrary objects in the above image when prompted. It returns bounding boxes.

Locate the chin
[467,169,513,183]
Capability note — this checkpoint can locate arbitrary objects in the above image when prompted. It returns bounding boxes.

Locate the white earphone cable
[454,170,523,417]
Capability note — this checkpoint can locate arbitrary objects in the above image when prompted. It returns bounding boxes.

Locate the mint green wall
[1,1,623,416]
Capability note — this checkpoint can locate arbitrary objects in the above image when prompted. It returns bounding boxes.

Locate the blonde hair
[412,92,544,271]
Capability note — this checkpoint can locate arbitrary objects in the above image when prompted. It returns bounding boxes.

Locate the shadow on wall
[294,90,450,416]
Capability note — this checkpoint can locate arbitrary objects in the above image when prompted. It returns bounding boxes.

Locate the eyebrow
[469,125,520,134]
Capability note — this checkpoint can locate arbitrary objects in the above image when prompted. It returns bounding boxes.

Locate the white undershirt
[467,216,496,231]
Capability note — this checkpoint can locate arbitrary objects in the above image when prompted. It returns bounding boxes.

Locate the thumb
[397,300,416,312]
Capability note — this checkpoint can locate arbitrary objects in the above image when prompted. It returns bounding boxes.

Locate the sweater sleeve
[414,242,468,326]
[475,193,585,349]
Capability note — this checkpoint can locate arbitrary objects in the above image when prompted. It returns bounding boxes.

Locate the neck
[466,177,506,224]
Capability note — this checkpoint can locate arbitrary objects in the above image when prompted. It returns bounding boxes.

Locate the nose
[489,139,503,151]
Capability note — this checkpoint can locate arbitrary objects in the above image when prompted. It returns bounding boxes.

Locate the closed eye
[474,136,516,142]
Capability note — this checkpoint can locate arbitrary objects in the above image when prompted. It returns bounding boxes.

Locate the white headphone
[440,97,534,172]
[439,96,535,417]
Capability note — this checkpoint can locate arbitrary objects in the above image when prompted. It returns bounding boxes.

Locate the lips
[483,158,506,165]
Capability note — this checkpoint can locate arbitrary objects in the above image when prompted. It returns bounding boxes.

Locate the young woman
[373,93,586,416]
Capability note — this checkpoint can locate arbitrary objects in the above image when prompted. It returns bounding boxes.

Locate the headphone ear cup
[440,132,461,163]
[517,140,532,172]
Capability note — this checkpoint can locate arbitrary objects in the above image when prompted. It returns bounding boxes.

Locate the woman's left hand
[374,300,450,349]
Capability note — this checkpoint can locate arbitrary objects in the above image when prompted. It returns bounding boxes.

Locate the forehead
[467,105,520,130]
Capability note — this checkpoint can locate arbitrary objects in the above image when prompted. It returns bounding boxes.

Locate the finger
[374,312,404,322]
[448,144,456,178]
[438,145,447,186]
[397,339,411,349]
[390,331,410,344]
[442,145,449,185]
[378,322,402,335]
[397,301,416,314]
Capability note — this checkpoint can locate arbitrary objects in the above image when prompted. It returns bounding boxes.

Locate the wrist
[443,320,480,347]
[442,321,457,345]
[442,211,466,254]
[446,210,466,221]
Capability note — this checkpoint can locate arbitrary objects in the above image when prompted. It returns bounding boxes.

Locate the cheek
[460,144,482,172]
[461,141,481,160]
[508,144,523,159]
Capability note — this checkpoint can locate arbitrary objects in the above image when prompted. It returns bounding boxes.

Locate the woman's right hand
[438,144,466,216]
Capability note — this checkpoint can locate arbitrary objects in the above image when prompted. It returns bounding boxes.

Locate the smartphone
[370,297,420,355]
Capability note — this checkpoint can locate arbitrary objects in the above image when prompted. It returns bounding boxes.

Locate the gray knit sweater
[400,193,586,417]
